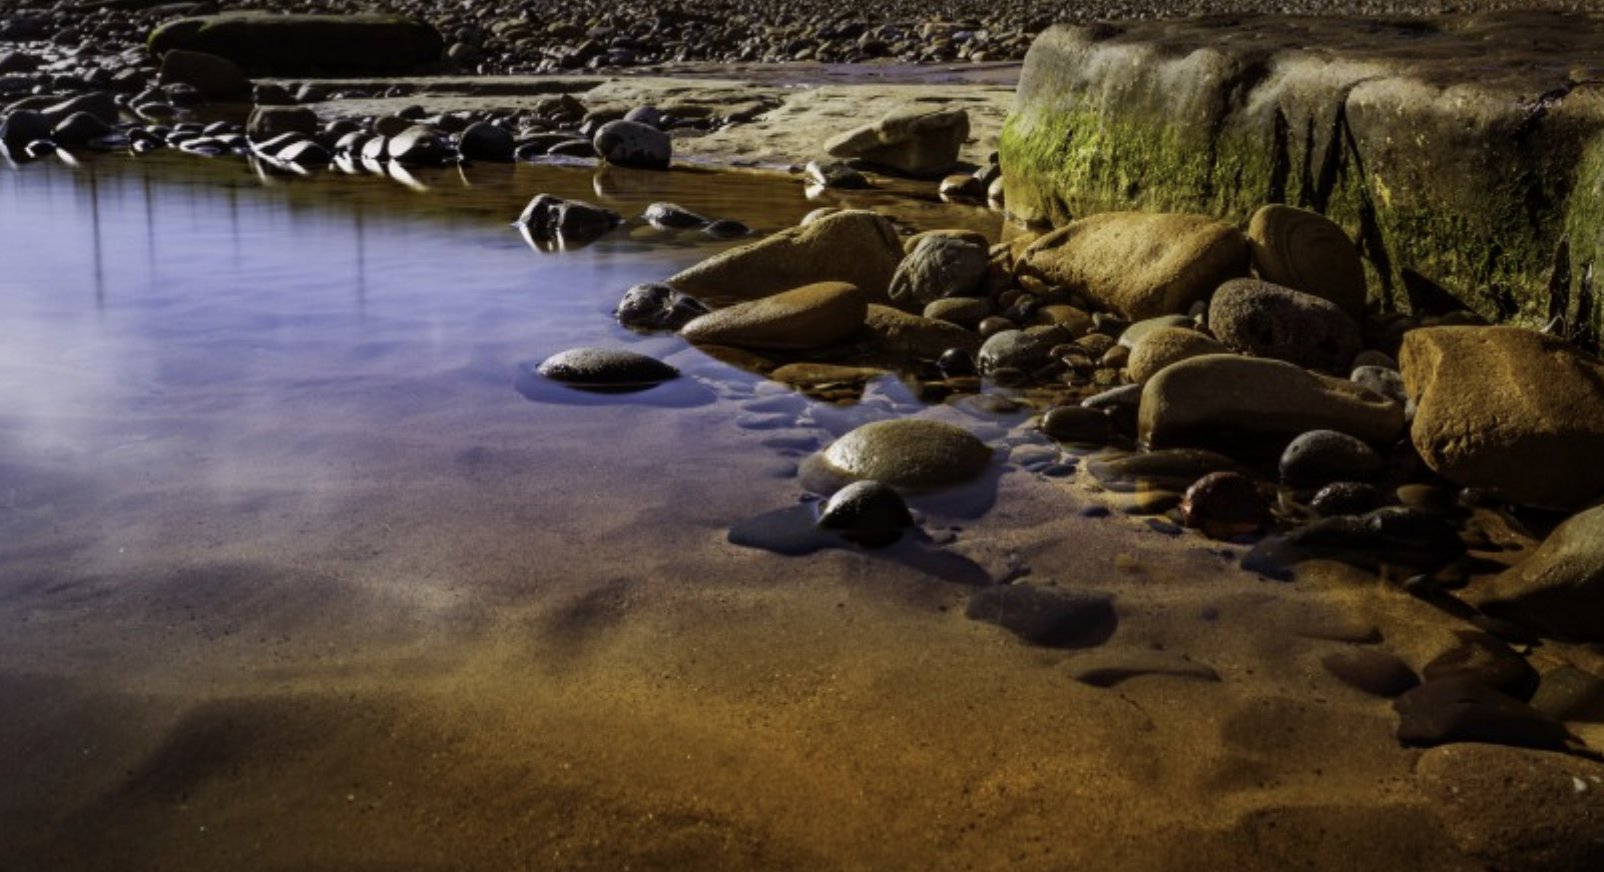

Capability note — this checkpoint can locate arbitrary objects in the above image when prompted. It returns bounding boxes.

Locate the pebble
[642,202,710,229]
[888,234,989,307]
[1039,406,1114,444]
[1394,676,1572,750]
[816,480,914,547]
[818,418,991,490]
[614,282,708,331]
[1179,471,1271,539]
[1278,430,1384,486]
[1207,277,1363,373]
[536,347,679,389]
[593,118,670,170]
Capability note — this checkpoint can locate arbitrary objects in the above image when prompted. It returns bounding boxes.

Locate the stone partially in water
[820,419,991,490]
[817,480,914,547]
[458,121,514,162]
[515,193,622,250]
[642,202,710,229]
[593,119,670,170]
[680,281,867,351]
[667,210,903,305]
[1039,406,1113,445]
[387,124,453,166]
[1247,204,1368,317]
[966,584,1117,648]
[614,282,708,331]
[536,347,678,390]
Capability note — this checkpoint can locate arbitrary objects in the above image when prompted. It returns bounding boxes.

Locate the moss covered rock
[1001,13,1604,339]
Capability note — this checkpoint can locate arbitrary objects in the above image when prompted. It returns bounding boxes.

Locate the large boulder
[1400,326,1604,509]
[148,13,443,75]
[1140,354,1405,449]
[999,14,1604,335]
[1208,278,1363,373]
[1018,212,1250,319]
[823,105,969,178]
[157,49,249,98]
[680,282,867,351]
[666,210,903,306]
[1465,505,1604,642]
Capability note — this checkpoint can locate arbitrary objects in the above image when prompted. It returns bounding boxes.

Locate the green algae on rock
[999,13,1604,336]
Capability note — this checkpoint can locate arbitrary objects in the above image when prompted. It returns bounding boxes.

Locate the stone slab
[999,12,1604,338]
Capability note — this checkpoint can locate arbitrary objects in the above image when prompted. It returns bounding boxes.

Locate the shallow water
[0,151,1531,871]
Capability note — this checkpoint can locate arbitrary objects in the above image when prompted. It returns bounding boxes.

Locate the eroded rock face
[1018,212,1250,319]
[667,210,902,306]
[1400,326,1604,509]
[1001,15,1604,336]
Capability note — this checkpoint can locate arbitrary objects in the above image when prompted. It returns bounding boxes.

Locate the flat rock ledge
[999,11,1604,338]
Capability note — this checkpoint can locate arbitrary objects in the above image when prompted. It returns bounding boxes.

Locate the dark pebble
[1394,676,1573,751]
[1280,429,1384,486]
[1309,481,1381,516]
[1040,405,1113,445]
[1180,471,1270,539]
[816,480,914,548]
[536,347,678,390]
[1421,631,1540,701]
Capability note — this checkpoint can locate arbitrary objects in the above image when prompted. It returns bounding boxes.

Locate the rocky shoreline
[8,2,1604,870]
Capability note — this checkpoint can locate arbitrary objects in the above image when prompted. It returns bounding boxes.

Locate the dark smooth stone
[936,347,976,378]
[1394,677,1572,751]
[1309,481,1382,516]
[703,219,751,239]
[514,193,621,249]
[1180,471,1270,539]
[614,282,708,331]
[1422,631,1540,701]
[1322,649,1420,697]
[816,480,914,548]
[642,201,709,229]
[1280,429,1384,486]
[1040,406,1113,445]
[1242,507,1465,575]
[965,585,1116,648]
[535,347,678,389]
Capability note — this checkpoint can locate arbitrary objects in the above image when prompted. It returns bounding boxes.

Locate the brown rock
[1247,204,1368,317]
[1019,212,1250,319]
[1140,354,1405,449]
[1126,326,1228,385]
[1400,325,1604,509]
[862,305,980,358]
[680,282,867,351]
[667,210,902,306]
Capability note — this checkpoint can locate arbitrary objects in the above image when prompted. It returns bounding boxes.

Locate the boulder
[680,282,867,351]
[1248,204,1368,317]
[148,13,444,75]
[666,210,903,305]
[823,104,969,178]
[887,234,989,308]
[819,419,991,490]
[1400,326,1604,509]
[1140,354,1405,449]
[1018,212,1250,319]
[50,112,111,147]
[0,109,49,151]
[1000,14,1604,334]
[1126,326,1228,384]
[1208,278,1363,373]
[458,121,514,162]
[593,119,670,170]
[976,326,1066,375]
[157,49,249,98]
[1466,505,1604,642]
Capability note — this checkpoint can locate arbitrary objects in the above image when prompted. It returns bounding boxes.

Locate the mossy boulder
[148,13,443,75]
[1000,12,1604,340]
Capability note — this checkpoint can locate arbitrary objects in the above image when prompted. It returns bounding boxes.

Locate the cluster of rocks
[0,44,723,173]
[537,176,1604,760]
